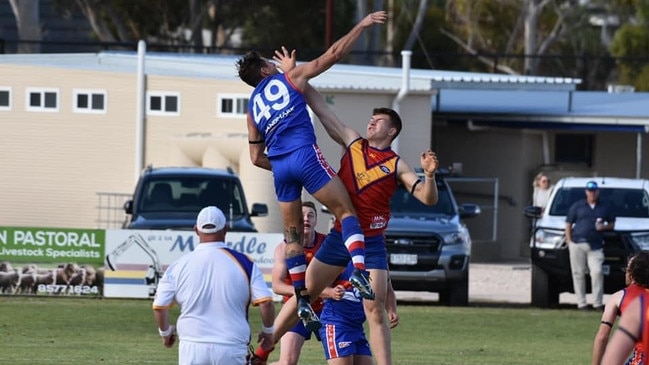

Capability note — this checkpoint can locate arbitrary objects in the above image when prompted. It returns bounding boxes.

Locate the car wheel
[531,263,559,308]
[439,272,469,307]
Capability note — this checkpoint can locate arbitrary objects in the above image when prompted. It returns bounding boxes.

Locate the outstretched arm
[303,83,360,147]
[398,151,439,205]
[287,11,387,90]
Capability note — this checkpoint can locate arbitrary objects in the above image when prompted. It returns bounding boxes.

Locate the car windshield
[138,176,246,216]
[548,187,649,218]
[390,182,455,216]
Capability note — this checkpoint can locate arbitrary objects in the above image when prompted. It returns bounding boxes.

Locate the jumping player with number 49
[235,10,387,337]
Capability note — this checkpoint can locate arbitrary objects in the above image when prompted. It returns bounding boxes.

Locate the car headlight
[441,230,468,245]
[533,228,565,249]
[630,232,649,250]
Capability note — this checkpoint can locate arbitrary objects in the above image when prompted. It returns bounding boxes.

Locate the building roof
[434,89,649,132]
[0,50,581,93]
[2,50,644,131]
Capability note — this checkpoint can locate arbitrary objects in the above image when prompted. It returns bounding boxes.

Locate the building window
[554,134,594,167]
[217,94,248,118]
[147,92,180,116]
[26,88,59,112]
[0,87,10,111]
[73,89,107,113]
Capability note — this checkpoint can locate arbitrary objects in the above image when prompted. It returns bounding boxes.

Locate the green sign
[0,227,106,297]
[0,227,105,264]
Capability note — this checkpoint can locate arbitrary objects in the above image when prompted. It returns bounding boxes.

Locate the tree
[438,0,622,89]
[390,0,462,70]
[403,0,429,52]
[610,0,649,90]
[239,0,355,60]
[9,0,42,53]
[54,0,197,46]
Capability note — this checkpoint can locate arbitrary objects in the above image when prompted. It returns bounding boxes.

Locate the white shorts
[179,340,247,365]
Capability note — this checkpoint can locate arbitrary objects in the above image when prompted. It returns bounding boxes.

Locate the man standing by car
[565,180,616,311]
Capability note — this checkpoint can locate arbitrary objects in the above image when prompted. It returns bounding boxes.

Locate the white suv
[525,177,649,308]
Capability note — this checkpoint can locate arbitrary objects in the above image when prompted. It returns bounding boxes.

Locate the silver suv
[385,172,481,306]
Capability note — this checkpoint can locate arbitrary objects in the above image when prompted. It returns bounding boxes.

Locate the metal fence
[446,177,500,243]
[96,192,132,229]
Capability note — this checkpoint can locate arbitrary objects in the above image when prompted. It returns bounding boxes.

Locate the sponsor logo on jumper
[370,215,387,229]
[264,105,295,135]
[356,171,371,185]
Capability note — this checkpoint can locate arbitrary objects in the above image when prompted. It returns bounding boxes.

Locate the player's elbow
[250,153,265,167]
[421,195,438,206]
[271,282,283,295]
[252,159,264,168]
[595,328,611,341]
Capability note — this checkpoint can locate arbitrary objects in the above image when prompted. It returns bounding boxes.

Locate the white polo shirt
[152,241,273,345]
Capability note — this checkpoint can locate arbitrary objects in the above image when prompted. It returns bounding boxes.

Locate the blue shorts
[320,323,371,360]
[315,230,388,270]
[270,144,336,202]
[287,316,317,340]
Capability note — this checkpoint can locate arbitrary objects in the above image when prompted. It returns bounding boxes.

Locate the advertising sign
[103,230,282,299]
[0,227,105,296]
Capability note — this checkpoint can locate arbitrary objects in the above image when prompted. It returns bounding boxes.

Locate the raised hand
[360,11,388,28]
[420,149,438,177]
[273,46,296,73]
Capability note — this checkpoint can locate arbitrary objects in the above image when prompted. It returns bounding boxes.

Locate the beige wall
[0,65,136,229]
[0,65,274,230]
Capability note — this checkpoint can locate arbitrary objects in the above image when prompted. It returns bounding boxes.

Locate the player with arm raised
[256,48,438,365]
[236,11,387,334]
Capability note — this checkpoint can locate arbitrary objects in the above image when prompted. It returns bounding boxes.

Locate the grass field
[0,297,602,364]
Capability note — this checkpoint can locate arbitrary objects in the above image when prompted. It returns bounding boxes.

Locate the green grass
[0,297,600,364]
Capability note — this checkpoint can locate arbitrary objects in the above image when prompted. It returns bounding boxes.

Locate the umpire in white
[153,206,275,364]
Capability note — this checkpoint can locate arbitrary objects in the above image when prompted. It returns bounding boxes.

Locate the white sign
[103,229,283,299]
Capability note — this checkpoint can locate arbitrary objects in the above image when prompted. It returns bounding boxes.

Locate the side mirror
[123,200,133,214]
[524,205,543,219]
[250,203,269,217]
[459,203,481,219]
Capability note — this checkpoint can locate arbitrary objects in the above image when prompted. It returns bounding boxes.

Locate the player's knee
[364,301,386,317]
